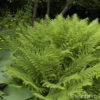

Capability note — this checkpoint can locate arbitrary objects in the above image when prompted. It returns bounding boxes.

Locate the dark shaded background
[0,0,100,21]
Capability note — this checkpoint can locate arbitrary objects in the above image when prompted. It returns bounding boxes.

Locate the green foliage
[83,77,100,95]
[0,82,35,100]
[0,52,35,100]
[3,85,33,100]
[0,2,32,29]
[2,14,100,100]
[0,36,4,50]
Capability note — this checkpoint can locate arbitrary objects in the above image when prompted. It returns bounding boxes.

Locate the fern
[3,14,100,100]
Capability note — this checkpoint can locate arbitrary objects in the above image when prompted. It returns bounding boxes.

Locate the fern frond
[42,81,65,90]
[5,67,41,92]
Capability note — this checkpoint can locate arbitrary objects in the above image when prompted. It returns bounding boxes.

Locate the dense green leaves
[0,72,6,84]
[2,14,100,100]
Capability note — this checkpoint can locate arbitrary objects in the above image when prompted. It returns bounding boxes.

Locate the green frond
[5,67,40,92]
[42,81,65,90]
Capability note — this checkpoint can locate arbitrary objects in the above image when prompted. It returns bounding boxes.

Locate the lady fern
[3,14,100,100]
